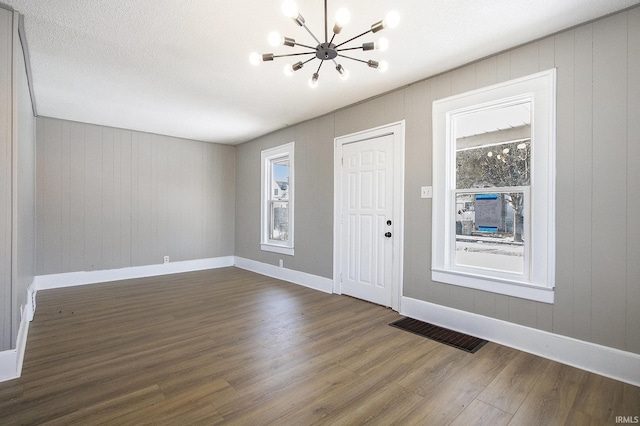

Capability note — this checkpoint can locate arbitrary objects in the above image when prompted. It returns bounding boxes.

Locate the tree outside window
[456,138,530,243]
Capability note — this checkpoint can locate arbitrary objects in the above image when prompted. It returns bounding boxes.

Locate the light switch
[421,186,433,198]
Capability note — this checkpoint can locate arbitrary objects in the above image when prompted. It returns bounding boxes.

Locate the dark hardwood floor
[0,267,638,424]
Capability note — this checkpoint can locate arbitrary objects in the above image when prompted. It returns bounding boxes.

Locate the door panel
[340,135,394,306]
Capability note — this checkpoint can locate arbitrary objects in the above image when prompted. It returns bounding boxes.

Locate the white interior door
[340,134,395,307]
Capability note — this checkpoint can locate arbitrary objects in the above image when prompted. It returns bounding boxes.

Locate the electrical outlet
[421,186,433,199]
[164,255,170,264]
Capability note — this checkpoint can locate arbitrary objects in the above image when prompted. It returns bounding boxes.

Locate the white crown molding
[401,296,640,387]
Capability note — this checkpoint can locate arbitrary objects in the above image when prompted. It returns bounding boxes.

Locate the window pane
[270,201,289,241]
[455,192,525,273]
[261,142,294,254]
[456,140,530,189]
[272,160,289,201]
[455,102,531,189]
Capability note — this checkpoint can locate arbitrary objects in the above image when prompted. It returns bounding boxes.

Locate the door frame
[333,121,405,311]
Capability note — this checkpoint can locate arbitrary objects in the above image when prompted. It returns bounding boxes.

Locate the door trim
[333,121,405,311]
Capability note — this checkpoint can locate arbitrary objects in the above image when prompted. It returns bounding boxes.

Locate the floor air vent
[389,317,488,353]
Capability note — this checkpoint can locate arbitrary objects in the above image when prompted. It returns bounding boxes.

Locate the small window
[432,70,556,303]
[261,142,294,255]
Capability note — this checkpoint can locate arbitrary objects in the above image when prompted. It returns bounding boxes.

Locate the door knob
[385,232,392,238]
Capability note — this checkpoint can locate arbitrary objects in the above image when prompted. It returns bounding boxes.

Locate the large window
[261,142,294,255]
[432,70,556,303]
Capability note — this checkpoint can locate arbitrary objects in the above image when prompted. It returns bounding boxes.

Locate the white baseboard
[32,255,332,295]
[401,296,640,387]
[0,350,18,382]
[33,256,235,291]
[13,259,640,388]
[234,257,333,294]
[0,303,31,382]
[1,256,234,383]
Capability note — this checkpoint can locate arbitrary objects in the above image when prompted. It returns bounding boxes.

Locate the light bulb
[249,52,261,66]
[333,7,350,34]
[268,31,283,47]
[502,148,510,154]
[378,60,389,73]
[517,143,527,150]
[284,64,294,76]
[377,37,389,51]
[309,73,319,88]
[383,10,400,29]
[487,151,493,157]
[335,8,350,27]
[281,0,298,19]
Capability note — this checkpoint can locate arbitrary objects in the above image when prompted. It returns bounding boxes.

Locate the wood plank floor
[1,267,638,425]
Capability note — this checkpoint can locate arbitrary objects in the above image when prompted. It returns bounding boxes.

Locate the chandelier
[250,0,399,88]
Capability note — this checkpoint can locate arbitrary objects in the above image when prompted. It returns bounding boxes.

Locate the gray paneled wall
[14,13,36,349]
[0,7,13,351]
[234,116,335,279]
[36,117,235,275]
[234,7,640,354]
[0,6,36,352]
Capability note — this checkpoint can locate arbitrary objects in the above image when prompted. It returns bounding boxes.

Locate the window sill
[261,244,294,256]
[432,268,554,304]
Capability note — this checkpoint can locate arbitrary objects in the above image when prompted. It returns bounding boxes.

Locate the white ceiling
[5,0,639,145]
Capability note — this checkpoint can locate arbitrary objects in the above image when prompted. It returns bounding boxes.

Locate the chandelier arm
[301,23,323,46]
[329,33,336,45]
[302,57,317,66]
[316,59,325,74]
[294,42,317,50]
[272,52,317,59]
[336,46,365,52]
[336,53,370,65]
[335,29,372,48]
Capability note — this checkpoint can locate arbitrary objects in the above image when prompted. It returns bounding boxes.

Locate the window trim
[260,142,295,256]
[432,69,556,303]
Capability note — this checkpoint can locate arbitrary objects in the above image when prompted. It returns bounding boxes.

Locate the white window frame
[261,142,295,255]
[432,69,556,303]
